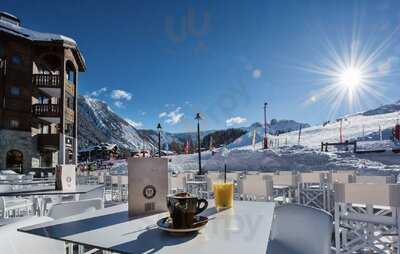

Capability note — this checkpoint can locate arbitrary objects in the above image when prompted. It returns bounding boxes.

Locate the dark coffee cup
[166,192,208,229]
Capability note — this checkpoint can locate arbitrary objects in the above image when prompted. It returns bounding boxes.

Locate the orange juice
[213,182,234,209]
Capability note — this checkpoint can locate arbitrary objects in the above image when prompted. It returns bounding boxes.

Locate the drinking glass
[213,182,234,210]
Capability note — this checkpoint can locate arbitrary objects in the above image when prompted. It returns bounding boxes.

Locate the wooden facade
[0,12,86,171]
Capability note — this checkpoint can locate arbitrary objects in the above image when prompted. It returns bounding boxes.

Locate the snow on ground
[169,107,400,175]
[168,146,400,174]
[273,111,400,149]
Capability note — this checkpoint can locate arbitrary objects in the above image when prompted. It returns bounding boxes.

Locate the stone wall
[0,129,40,170]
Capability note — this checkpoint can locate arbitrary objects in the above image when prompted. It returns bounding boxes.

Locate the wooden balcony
[32,74,62,88]
[37,134,60,151]
[32,104,61,118]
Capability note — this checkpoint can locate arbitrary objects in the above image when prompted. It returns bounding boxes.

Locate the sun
[339,67,362,90]
[301,35,392,118]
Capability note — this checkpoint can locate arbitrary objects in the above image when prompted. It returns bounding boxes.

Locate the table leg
[78,244,85,254]
[33,196,44,216]
[66,242,73,254]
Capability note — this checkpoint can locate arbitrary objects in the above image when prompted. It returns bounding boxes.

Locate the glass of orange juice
[213,182,234,210]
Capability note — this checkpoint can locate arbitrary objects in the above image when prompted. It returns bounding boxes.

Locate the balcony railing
[32,104,61,117]
[32,74,61,88]
[37,134,60,151]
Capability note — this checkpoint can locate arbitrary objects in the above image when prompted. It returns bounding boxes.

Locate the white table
[19,201,275,253]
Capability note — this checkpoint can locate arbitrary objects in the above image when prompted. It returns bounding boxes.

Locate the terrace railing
[32,74,61,88]
[32,104,61,117]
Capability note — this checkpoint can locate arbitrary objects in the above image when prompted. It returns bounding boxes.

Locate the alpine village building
[0,12,86,173]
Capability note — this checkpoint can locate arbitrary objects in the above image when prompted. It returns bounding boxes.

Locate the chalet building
[0,12,86,172]
[78,143,120,162]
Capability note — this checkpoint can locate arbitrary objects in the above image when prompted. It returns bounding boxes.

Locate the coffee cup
[166,192,208,229]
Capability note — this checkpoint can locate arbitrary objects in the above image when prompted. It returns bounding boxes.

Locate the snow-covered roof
[0,11,86,71]
[79,143,118,153]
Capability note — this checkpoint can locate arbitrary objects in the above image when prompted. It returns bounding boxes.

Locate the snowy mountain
[362,100,400,116]
[237,101,400,150]
[77,95,153,151]
[229,120,310,148]
[137,129,218,147]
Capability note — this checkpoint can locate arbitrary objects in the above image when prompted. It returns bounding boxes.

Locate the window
[66,61,76,84]
[6,150,23,173]
[39,124,49,134]
[67,69,75,83]
[10,119,19,129]
[65,123,74,136]
[11,54,22,65]
[38,96,49,104]
[9,86,21,96]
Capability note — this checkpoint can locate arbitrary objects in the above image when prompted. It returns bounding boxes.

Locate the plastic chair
[267,204,333,254]
[48,198,104,219]
[238,174,273,201]
[0,216,65,254]
[0,197,33,218]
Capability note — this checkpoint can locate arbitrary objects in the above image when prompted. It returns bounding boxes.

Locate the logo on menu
[143,185,156,199]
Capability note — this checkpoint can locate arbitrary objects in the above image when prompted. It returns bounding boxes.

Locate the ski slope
[169,102,400,174]
[240,111,400,150]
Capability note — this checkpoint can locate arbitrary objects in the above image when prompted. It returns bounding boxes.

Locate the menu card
[127,157,168,217]
[55,164,76,191]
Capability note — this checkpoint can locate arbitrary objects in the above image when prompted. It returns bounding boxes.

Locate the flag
[184,140,190,154]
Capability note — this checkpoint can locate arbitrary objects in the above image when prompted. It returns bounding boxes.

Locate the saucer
[157,216,208,233]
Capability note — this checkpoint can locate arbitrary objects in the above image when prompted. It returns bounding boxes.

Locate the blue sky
[2,0,400,132]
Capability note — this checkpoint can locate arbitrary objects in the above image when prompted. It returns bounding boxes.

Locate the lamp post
[195,113,202,175]
[263,102,268,149]
[157,123,162,158]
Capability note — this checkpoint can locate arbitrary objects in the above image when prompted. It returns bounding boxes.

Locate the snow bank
[168,146,400,173]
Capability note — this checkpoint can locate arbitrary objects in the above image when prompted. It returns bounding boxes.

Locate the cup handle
[196,199,208,214]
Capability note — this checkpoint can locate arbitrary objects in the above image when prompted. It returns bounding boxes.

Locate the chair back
[267,204,333,254]
[354,175,396,184]
[299,172,325,184]
[168,173,186,192]
[270,171,298,187]
[334,183,400,207]
[48,198,104,219]
[239,174,273,200]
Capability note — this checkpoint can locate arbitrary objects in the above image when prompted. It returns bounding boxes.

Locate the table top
[19,200,275,254]
[0,184,104,196]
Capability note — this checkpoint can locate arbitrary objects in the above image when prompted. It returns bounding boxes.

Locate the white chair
[111,175,122,201]
[0,197,33,218]
[354,175,396,184]
[334,183,400,253]
[168,173,187,194]
[297,172,331,211]
[238,174,273,201]
[267,204,333,254]
[48,198,104,219]
[0,216,65,254]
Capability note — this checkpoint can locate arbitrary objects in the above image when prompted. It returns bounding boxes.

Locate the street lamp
[195,113,202,175]
[263,102,268,149]
[157,123,162,158]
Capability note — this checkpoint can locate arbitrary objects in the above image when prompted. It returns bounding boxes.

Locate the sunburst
[302,25,400,119]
